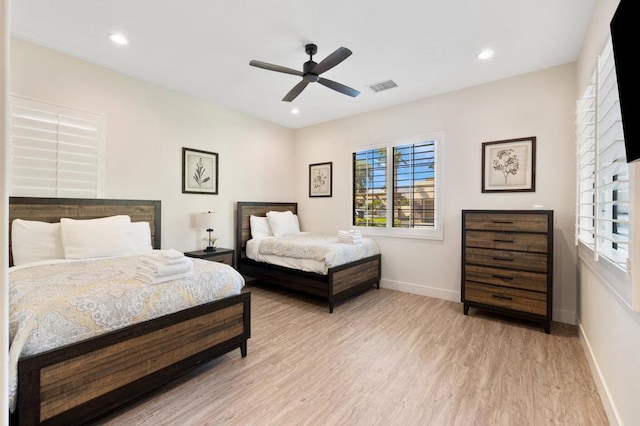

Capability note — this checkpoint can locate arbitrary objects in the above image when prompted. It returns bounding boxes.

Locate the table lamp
[194,211,217,252]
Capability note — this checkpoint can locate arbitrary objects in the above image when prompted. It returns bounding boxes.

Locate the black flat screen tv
[610,0,639,163]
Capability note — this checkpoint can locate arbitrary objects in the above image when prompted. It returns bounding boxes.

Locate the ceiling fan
[249,43,361,102]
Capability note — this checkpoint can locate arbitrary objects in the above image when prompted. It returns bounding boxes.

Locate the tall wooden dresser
[461,210,553,333]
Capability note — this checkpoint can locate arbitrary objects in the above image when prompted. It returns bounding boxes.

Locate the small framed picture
[182,147,218,194]
[309,162,332,197]
[482,137,536,193]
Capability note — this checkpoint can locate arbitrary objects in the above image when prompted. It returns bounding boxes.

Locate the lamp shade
[194,211,216,230]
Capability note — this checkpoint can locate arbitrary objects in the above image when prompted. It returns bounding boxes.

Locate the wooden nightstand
[184,248,235,269]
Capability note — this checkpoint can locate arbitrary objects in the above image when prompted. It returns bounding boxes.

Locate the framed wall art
[482,137,536,193]
[309,162,332,197]
[182,147,219,194]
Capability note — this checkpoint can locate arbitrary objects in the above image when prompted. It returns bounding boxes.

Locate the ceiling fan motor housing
[303,61,319,82]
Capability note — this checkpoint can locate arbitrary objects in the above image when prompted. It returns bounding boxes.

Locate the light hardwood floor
[99,285,608,426]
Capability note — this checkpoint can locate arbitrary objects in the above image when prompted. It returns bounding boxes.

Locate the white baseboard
[578,320,620,426]
[553,307,577,325]
[380,278,460,303]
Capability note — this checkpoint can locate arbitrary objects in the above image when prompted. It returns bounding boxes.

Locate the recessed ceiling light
[291,108,300,115]
[477,49,494,60]
[108,33,129,46]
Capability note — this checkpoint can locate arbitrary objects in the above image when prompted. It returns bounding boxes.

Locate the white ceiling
[10,0,595,129]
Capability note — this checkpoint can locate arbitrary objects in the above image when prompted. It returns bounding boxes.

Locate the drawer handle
[492,294,513,301]
[492,257,514,262]
[493,239,514,243]
[493,221,514,224]
[493,274,514,281]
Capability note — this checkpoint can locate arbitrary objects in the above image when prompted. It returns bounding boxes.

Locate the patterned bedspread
[257,233,379,267]
[8,255,244,412]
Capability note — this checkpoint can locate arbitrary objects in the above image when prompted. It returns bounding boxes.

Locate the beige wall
[294,63,578,324]
[575,0,640,424]
[9,38,296,251]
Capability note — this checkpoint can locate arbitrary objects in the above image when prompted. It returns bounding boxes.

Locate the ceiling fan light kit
[250,43,361,102]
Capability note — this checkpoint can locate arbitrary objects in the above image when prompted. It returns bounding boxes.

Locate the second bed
[235,201,381,312]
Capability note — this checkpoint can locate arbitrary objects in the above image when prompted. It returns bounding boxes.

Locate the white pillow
[60,215,135,259]
[11,219,65,265]
[129,221,153,254]
[250,215,273,238]
[266,210,300,237]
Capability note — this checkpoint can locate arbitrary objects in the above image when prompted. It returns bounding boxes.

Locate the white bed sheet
[247,237,327,273]
[246,233,379,275]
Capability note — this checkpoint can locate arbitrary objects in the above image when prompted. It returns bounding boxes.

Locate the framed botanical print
[309,162,332,197]
[182,147,218,194]
[482,137,536,193]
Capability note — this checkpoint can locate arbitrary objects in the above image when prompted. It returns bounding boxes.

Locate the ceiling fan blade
[282,80,309,102]
[249,60,303,77]
[318,78,360,98]
[312,47,352,75]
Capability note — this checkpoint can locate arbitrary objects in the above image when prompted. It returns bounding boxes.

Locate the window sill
[354,226,443,241]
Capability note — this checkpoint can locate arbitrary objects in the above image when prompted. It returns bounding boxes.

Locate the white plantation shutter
[10,96,105,198]
[595,39,630,268]
[576,71,596,248]
[576,37,631,272]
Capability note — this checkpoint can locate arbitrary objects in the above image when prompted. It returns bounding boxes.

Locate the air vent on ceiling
[367,79,398,93]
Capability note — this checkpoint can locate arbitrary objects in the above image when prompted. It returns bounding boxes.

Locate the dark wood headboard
[235,201,297,267]
[9,197,161,266]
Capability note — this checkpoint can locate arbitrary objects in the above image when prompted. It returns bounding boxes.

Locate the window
[393,141,436,228]
[576,37,631,271]
[353,147,388,227]
[10,96,105,198]
[353,135,441,239]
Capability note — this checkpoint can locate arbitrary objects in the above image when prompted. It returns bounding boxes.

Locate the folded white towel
[138,257,193,276]
[154,249,185,259]
[338,233,363,244]
[135,271,189,285]
[143,249,185,265]
[338,239,362,245]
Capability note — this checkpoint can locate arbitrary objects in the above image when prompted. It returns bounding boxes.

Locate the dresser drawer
[465,230,547,252]
[464,264,547,292]
[464,282,547,316]
[464,213,548,232]
[465,247,547,273]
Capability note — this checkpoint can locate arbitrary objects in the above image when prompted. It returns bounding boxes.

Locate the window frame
[352,133,443,240]
[575,35,633,296]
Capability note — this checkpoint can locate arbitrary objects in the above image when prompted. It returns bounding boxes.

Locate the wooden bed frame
[9,197,251,425]
[235,201,381,313]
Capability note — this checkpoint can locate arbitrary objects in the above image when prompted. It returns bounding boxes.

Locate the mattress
[8,254,245,412]
[245,232,380,274]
